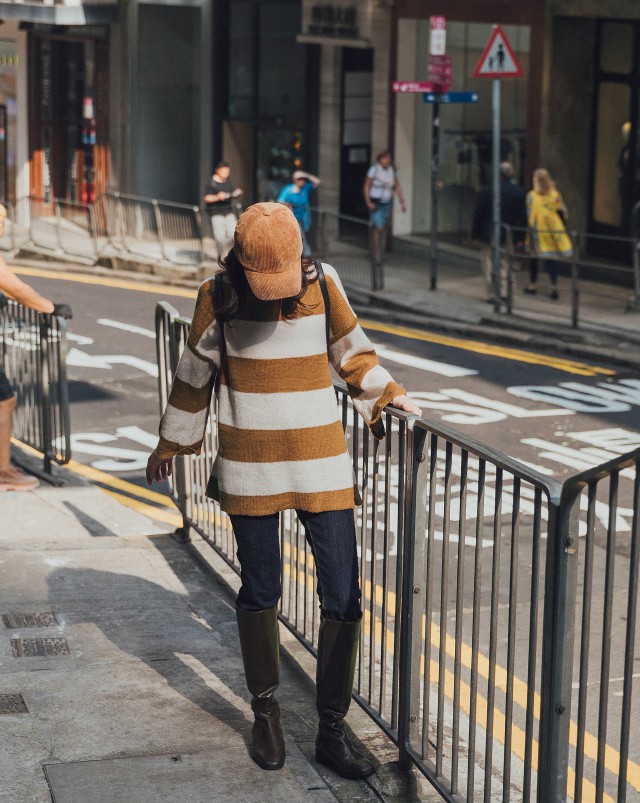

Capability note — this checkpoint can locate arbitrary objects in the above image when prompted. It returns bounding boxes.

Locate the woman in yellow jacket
[524,168,573,300]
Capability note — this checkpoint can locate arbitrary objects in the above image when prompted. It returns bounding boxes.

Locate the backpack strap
[314,260,331,349]
[214,272,225,389]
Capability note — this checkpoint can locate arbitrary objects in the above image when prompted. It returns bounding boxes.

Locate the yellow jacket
[527,189,573,258]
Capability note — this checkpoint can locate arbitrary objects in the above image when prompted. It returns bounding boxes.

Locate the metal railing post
[153,200,168,262]
[54,199,64,254]
[192,205,204,265]
[570,230,579,329]
[38,313,53,475]
[397,420,428,769]
[629,203,640,312]
[537,486,581,803]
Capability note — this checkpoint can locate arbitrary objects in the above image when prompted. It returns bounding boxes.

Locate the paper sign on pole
[473,25,523,78]
[430,16,446,56]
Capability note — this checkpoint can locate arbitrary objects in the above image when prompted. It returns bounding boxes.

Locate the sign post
[392,16,478,290]
[428,16,446,291]
[474,25,523,311]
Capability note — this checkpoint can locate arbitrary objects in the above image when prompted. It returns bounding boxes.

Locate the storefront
[215,0,317,206]
[391,1,545,239]
[28,26,109,204]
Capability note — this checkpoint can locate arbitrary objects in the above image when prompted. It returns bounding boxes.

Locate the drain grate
[0,694,29,714]
[11,638,69,657]
[2,611,58,629]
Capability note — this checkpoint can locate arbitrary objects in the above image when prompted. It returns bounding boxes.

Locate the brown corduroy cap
[233,202,303,301]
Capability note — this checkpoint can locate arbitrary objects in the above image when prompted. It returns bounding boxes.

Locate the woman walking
[363,150,406,268]
[524,167,572,300]
[146,202,421,779]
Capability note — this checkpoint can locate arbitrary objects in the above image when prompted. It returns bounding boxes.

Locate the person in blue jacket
[277,170,320,257]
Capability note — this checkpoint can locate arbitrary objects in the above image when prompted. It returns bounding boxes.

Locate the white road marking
[97,318,155,338]
[66,347,158,377]
[66,332,94,346]
[375,344,478,377]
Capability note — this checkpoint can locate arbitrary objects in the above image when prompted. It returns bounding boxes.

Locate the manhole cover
[2,611,58,628]
[0,693,28,714]
[11,638,70,657]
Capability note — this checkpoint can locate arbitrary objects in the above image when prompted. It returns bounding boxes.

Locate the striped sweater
[156,263,405,516]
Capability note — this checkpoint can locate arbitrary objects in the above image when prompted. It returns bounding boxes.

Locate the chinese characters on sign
[308,4,358,38]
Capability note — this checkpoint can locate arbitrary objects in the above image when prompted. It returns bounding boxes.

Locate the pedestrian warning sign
[473,25,523,78]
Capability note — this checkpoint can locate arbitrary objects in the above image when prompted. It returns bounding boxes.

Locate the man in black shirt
[471,161,526,302]
[204,162,243,257]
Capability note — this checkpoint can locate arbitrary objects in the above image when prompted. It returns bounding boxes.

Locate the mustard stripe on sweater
[156,262,405,515]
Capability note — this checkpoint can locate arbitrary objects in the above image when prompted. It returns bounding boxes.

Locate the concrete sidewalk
[346,242,640,370]
[0,457,438,803]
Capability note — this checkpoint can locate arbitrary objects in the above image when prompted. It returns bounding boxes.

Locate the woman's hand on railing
[146,451,173,485]
[391,395,422,416]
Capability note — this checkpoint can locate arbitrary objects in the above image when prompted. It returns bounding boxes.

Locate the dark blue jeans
[230,508,361,622]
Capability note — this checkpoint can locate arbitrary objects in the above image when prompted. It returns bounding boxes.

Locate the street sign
[473,25,523,78]
[430,16,446,56]
[423,92,479,104]
[392,80,438,93]
[428,55,452,79]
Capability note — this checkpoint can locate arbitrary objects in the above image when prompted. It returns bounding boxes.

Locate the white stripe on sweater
[215,452,354,496]
[175,346,216,389]
[225,314,326,360]
[217,385,340,431]
[160,403,209,447]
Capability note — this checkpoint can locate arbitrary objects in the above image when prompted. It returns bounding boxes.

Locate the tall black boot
[236,606,285,770]
[315,616,375,779]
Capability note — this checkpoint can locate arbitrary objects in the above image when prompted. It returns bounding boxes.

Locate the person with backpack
[363,150,406,267]
[146,201,421,780]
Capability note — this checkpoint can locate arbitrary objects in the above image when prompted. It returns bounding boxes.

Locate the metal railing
[155,300,639,803]
[310,208,381,291]
[0,296,71,472]
[500,224,640,328]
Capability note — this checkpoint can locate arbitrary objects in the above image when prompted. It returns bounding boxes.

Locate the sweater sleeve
[155,278,221,459]
[322,263,405,439]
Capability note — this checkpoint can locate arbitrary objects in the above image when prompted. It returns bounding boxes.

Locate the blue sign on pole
[423,92,479,104]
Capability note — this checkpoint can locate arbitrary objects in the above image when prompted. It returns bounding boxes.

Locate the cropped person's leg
[230,513,285,770]
[0,392,38,492]
[297,508,374,780]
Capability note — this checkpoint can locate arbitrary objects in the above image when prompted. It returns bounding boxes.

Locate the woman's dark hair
[376,149,392,163]
[213,249,316,324]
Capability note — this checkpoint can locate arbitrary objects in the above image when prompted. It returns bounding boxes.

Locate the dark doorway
[339,48,372,219]
[588,19,640,257]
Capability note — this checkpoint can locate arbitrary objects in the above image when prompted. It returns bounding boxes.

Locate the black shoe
[524,286,537,295]
[236,606,285,770]
[550,288,559,300]
[315,616,375,780]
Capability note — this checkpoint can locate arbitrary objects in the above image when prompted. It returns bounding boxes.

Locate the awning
[0,2,118,25]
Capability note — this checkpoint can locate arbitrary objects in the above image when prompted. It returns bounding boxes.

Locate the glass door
[589,20,640,253]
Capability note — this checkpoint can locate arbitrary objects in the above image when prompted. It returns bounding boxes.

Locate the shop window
[592,82,629,227]
[599,21,633,75]
[395,20,530,237]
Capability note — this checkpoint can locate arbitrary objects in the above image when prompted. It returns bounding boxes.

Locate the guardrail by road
[155,299,639,803]
[0,295,71,473]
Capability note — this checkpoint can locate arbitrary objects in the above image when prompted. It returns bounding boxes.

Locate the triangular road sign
[474,25,523,78]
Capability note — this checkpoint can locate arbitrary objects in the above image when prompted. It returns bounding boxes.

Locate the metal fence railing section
[0,296,71,472]
[155,300,639,803]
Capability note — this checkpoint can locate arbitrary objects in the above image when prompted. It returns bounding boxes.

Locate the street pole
[430,100,440,291]
[492,77,501,313]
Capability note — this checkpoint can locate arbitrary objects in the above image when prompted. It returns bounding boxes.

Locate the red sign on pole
[392,81,438,93]
[473,25,523,78]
